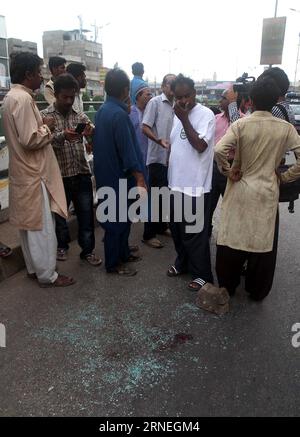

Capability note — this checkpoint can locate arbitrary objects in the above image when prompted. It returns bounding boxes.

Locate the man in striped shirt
[228,67,295,125]
[41,73,102,267]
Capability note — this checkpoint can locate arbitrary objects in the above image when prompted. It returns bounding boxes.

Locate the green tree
[82,92,91,102]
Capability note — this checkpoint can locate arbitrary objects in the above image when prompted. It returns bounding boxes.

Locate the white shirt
[168,104,215,197]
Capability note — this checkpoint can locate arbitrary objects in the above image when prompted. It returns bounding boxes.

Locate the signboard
[260,17,287,65]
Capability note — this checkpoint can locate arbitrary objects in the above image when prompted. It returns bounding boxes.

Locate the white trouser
[19,182,58,284]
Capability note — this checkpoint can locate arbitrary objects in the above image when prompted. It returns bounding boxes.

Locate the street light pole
[164,48,177,72]
[290,8,300,90]
[294,33,300,89]
[274,0,278,17]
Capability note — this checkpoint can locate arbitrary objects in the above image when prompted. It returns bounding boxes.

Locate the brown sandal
[129,245,139,253]
[39,274,76,288]
[108,266,137,277]
[142,238,164,249]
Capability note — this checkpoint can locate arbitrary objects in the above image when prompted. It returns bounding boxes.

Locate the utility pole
[269,0,279,68]
[290,9,300,90]
[78,15,83,40]
[163,48,177,72]
[274,0,278,18]
[91,21,99,42]
[91,21,110,43]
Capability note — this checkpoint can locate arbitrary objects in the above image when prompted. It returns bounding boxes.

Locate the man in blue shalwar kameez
[93,69,147,276]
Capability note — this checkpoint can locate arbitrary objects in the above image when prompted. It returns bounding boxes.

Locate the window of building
[0,39,8,58]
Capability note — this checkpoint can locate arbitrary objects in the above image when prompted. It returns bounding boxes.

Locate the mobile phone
[75,123,86,134]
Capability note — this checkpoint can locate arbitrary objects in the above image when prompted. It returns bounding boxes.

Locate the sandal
[39,274,76,288]
[127,254,142,263]
[167,266,182,277]
[83,253,103,266]
[129,245,139,253]
[108,265,137,277]
[27,273,37,280]
[188,278,207,292]
[57,248,68,262]
[142,238,164,249]
[0,245,12,258]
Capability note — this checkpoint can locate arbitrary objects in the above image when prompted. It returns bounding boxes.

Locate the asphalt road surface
[0,203,300,417]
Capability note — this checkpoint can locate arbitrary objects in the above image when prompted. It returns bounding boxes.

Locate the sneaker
[83,253,103,267]
[57,248,68,262]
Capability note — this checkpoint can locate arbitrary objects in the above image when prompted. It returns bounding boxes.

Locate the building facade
[0,16,10,101]
[7,38,37,56]
[43,29,103,96]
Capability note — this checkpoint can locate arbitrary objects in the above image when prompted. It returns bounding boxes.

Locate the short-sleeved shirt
[41,104,91,178]
[44,79,55,105]
[168,104,216,197]
[142,93,174,167]
[93,96,145,194]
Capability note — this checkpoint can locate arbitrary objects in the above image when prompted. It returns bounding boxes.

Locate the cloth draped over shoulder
[215,111,300,253]
[1,84,67,231]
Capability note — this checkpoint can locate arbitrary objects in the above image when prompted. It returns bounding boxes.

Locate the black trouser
[55,174,95,258]
[216,211,279,300]
[143,163,168,240]
[209,161,227,236]
[169,193,214,283]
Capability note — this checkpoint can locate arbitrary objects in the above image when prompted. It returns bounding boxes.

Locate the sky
[1,0,300,83]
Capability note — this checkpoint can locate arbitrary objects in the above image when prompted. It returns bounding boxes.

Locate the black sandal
[188,278,206,291]
[127,254,142,263]
[167,266,182,277]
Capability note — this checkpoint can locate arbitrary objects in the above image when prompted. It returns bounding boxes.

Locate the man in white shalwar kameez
[2,52,75,288]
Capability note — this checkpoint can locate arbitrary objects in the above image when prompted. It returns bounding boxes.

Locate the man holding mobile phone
[41,73,102,267]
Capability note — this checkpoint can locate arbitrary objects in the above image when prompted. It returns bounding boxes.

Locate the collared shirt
[93,96,145,194]
[1,84,67,230]
[44,79,55,105]
[142,93,174,166]
[41,104,91,178]
[215,112,230,144]
[215,110,245,161]
[73,93,84,113]
[272,101,296,124]
[215,111,300,253]
[129,105,149,166]
[168,104,216,197]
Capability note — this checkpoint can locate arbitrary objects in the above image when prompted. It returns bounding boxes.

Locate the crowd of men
[1,51,300,304]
